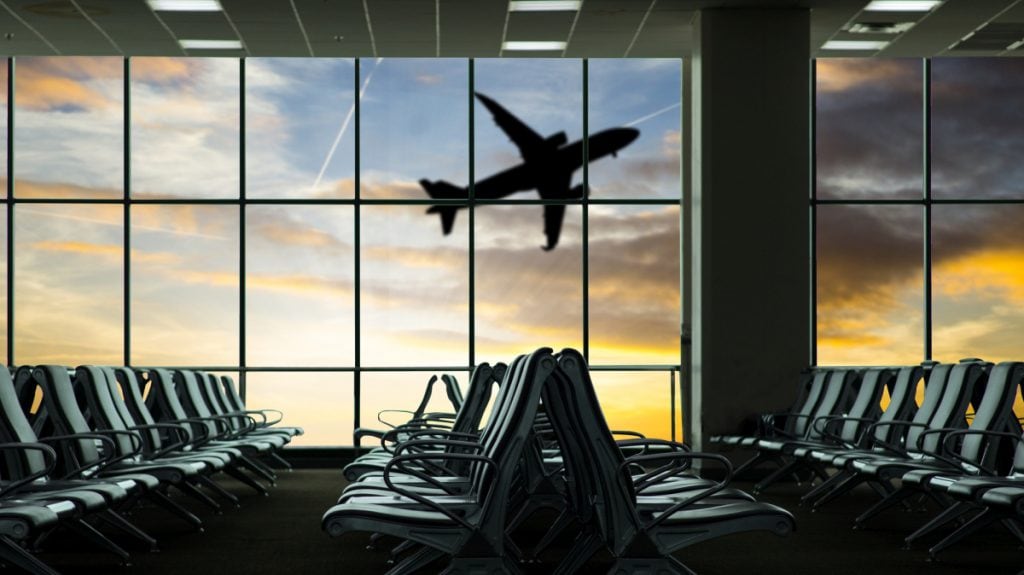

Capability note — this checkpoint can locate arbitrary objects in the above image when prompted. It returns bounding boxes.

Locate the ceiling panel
[369,0,434,56]
[504,10,576,43]
[629,4,691,57]
[293,0,371,57]
[222,0,307,57]
[82,0,178,56]
[882,0,1015,56]
[0,3,57,54]
[438,0,504,57]
[4,0,116,54]
[565,0,648,57]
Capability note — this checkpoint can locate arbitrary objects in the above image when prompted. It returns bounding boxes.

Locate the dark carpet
[33,470,1024,575]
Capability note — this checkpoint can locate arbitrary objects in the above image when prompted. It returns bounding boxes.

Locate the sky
[2,56,682,445]
[816,58,1024,367]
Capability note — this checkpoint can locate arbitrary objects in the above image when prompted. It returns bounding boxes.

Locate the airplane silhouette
[420,92,640,251]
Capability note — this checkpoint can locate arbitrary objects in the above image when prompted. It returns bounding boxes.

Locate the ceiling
[0,0,1021,58]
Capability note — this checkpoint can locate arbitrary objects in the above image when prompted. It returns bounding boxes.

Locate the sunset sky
[0,56,681,445]
[816,58,1024,367]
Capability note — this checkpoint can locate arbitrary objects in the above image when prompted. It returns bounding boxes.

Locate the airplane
[420,92,640,251]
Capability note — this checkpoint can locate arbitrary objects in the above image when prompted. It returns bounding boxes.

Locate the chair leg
[384,546,445,575]
[1000,517,1024,545]
[67,519,132,566]
[198,475,241,507]
[176,480,223,513]
[753,459,800,494]
[237,454,277,486]
[0,535,61,575]
[552,530,604,575]
[224,464,270,496]
[268,452,293,471]
[732,452,775,480]
[904,501,975,548]
[96,510,159,552]
[530,508,578,559]
[928,508,1000,559]
[854,485,915,528]
[812,472,866,510]
[801,470,848,506]
[147,489,204,531]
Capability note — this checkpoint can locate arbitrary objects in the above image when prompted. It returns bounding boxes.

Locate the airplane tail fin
[421,179,466,235]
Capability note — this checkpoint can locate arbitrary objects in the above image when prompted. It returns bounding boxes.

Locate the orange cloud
[130,57,194,83]
[934,248,1024,303]
[247,274,353,298]
[15,61,116,112]
[14,179,122,200]
[816,59,919,94]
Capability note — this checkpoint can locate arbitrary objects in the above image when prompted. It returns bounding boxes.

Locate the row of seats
[712,359,1024,560]
[0,365,300,574]
[324,348,795,574]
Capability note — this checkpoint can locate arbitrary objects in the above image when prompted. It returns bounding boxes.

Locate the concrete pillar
[687,8,811,448]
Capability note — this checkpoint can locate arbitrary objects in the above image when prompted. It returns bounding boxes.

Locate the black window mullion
[6,57,12,367]
[922,58,932,363]
[353,58,362,446]
[582,58,589,362]
[809,58,817,367]
[239,57,247,398]
[468,58,475,370]
[124,57,131,367]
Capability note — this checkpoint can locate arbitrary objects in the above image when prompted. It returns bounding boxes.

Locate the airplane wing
[542,204,566,251]
[476,92,545,161]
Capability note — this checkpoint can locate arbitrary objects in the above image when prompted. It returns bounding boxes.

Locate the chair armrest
[377,409,417,429]
[814,416,877,446]
[0,442,58,497]
[129,423,192,458]
[941,429,1023,476]
[384,452,497,529]
[393,438,482,458]
[39,433,119,479]
[864,420,930,456]
[619,450,734,530]
[617,438,692,484]
[913,427,964,469]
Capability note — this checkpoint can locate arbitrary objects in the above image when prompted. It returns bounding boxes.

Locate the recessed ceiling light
[822,40,890,50]
[148,0,223,11]
[863,1,942,12]
[847,21,915,34]
[508,1,582,11]
[503,41,567,51]
[179,39,242,50]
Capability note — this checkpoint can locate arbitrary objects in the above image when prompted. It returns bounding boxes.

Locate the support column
[688,8,810,448]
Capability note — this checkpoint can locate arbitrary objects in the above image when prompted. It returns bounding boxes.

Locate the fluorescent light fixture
[503,41,567,51]
[179,39,242,50]
[508,1,582,11]
[863,1,942,11]
[147,0,222,11]
[822,40,889,50]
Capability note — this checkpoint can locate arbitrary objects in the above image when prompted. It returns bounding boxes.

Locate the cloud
[415,74,443,86]
[15,61,116,112]
[816,59,920,94]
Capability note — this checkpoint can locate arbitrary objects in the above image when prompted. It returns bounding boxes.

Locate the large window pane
[475,205,582,359]
[815,59,922,200]
[131,205,238,366]
[14,204,122,365]
[474,59,582,202]
[0,211,5,363]
[933,205,1024,361]
[361,59,467,200]
[588,59,681,200]
[14,57,122,199]
[932,59,1024,200]
[246,205,354,367]
[246,58,354,199]
[591,370,675,440]
[817,205,923,365]
[589,205,680,365]
[361,205,468,366]
[245,372,353,447]
[131,58,238,199]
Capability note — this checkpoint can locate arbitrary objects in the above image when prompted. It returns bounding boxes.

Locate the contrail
[624,101,681,128]
[312,57,384,193]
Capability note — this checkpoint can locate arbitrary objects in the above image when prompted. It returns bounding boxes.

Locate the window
[2,57,683,446]
[815,58,1024,367]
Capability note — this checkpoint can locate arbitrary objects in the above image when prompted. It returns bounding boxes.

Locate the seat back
[958,362,1023,470]
[891,363,952,451]
[918,361,988,453]
[0,368,48,477]
[115,367,191,448]
[804,369,859,440]
[221,375,247,412]
[867,365,923,446]
[33,365,105,468]
[173,370,220,438]
[448,363,495,435]
[789,370,831,437]
[442,374,464,412]
[75,366,137,458]
[145,368,196,423]
[836,368,893,443]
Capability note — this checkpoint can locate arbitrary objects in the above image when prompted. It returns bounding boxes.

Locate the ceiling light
[863,1,942,12]
[822,40,890,50]
[508,1,582,11]
[179,39,242,50]
[847,22,915,34]
[147,0,223,11]
[503,41,567,51]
